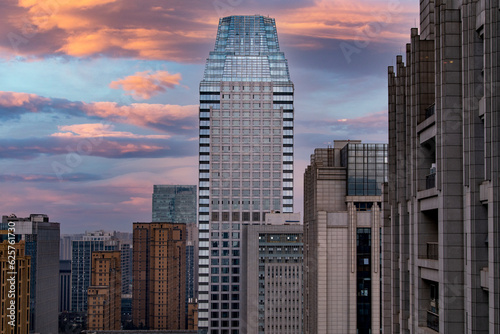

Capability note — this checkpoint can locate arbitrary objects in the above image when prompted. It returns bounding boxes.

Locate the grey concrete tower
[197,15,294,334]
[383,0,500,333]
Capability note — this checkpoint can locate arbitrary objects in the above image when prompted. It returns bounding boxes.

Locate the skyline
[0,0,419,233]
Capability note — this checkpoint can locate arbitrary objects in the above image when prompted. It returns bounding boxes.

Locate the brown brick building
[133,223,186,330]
[87,251,121,330]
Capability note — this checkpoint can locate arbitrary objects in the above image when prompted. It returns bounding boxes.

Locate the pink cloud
[0,91,49,110]
[109,70,182,100]
[0,91,197,132]
[51,123,171,139]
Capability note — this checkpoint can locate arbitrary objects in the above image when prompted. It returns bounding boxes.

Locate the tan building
[303,141,387,334]
[87,251,121,330]
[133,222,186,330]
[0,240,31,334]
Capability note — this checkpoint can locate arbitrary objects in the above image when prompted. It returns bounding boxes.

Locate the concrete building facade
[197,15,294,333]
[132,222,186,330]
[303,141,387,334]
[383,1,500,333]
[1,214,60,334]
[241,213,303,334]
[0,240,30,334]
[87,251,121,331]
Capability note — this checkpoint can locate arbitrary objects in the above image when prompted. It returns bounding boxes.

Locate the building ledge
[417,188,438,210]
[479,180,491,203]
[416,113,436,134]
[417,258,439,271]
[480,267,489,291]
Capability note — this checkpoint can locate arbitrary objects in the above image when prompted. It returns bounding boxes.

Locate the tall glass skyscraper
[198,15,294,334]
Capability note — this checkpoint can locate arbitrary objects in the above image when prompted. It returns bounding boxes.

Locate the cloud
[109,70,182,100]
[0,91,198,134]
[0,135,196,160]
[0,0,416,62]
[51,123,171,139]
[0,173,102,182]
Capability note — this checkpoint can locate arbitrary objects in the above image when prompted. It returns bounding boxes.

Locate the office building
[1,214,60,334]
[242,212,303,334]
[132,222,186,330]
[153,185,198,326]
[152,185,197,223]
[384,1,500,333]
[303,141,387,334]
[0,240,30,334]
[60,260,72,313]
[120,243,132,295]
[198,15,294,333]
[87,251,121,330]
[71,231,119,313]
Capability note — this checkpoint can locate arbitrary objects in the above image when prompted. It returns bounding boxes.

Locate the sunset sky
[0,0,418,233]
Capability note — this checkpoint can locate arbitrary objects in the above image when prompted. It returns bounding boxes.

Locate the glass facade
[341,143,388,196]
[152,185,197,223]
[198,15,293,334]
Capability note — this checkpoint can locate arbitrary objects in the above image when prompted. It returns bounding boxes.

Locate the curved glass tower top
[202,15,291,82]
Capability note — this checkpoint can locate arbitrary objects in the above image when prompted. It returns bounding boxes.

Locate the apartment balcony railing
[427,242,439,260]
[426,173,436,189]
[425,104,435,119]
[427,311,439,332]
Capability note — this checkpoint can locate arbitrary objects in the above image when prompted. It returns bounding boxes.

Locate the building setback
[383,1,500,333]
[1,214,60,334]
[132,222,186,330]
[241,213,303,334]
[0,240,30,334]
[71,231,120,314]
[87,251,121,330]
[303,141,387,334]
[197,15,294,334]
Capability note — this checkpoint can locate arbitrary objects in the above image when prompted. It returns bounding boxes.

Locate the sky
[0,0,419,233]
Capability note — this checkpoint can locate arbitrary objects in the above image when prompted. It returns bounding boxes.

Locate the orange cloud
[109,70,182,100]
[51,123,171,139]
[83,102,197,129]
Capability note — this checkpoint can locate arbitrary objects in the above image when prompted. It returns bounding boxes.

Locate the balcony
[426,173,436,189]
[427,311,439,332]
[425,104,435,119]
[427,242,438,260]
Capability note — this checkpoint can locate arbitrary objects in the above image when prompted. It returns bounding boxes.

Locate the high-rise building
[241,212,303,334]
[384,1,500,333]
[198,15,294,333]
[87,251,121,330]
[152,185,197,223]
[1,214,60,334]
[132,222,186,330]
[152,185,198,327]
[71,231,119,313]
[0,240,30,334]
[59,260,71,313]
[303,141,387,334]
